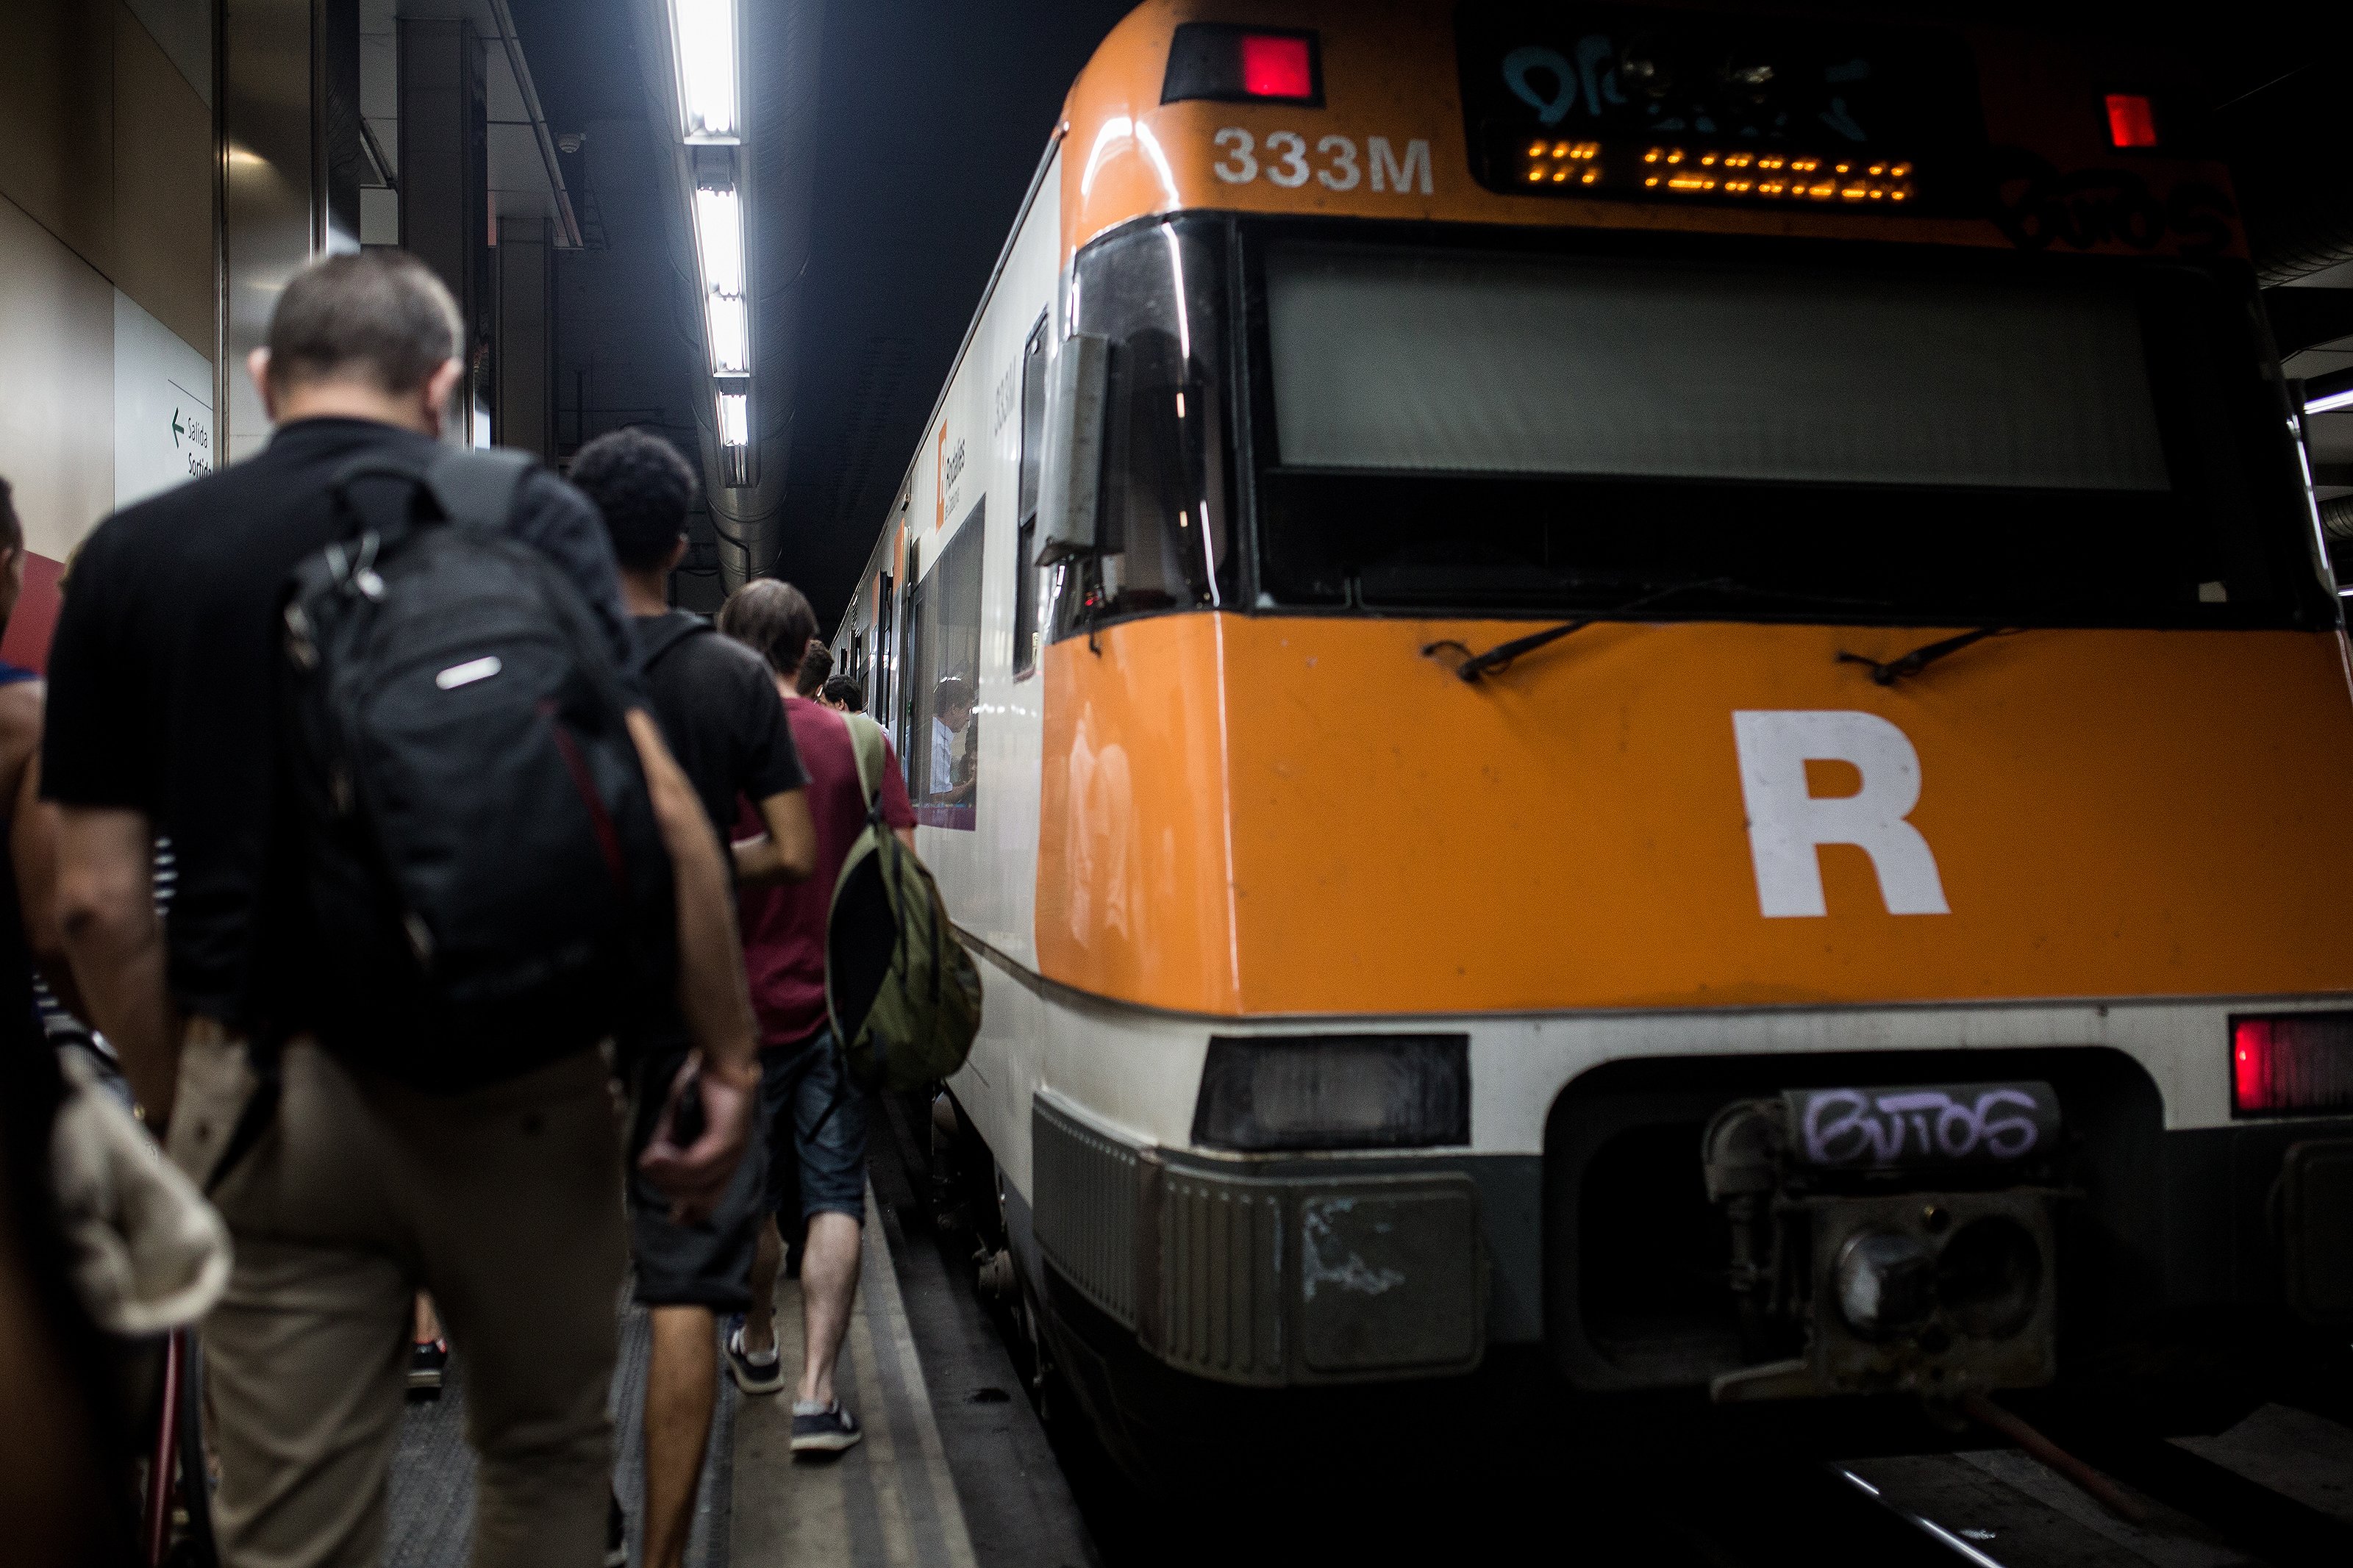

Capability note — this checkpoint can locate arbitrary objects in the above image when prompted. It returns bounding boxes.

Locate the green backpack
[824,715,984,1092]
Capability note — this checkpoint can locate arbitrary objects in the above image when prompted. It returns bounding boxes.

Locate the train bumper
[1032,1092,1488,1386]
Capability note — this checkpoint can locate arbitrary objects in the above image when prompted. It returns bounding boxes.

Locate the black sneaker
[790,1400,863,1456]
[725,1320,786,1396]
[407,1338,448,1400]
[605,1490,628,1567]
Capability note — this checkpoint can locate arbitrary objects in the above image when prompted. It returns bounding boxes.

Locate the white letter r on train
[1732,711,1950,919]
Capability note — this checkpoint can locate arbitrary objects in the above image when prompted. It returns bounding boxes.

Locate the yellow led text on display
[1635,148,1915,204]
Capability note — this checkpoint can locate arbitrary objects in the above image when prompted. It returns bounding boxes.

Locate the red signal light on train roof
[1162,24,1324,107]
[1240,34,1314,100]
[2104,93,2159,149]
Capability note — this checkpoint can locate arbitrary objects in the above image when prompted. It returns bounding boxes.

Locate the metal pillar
[397,17,490,445]
[496,216,555,459]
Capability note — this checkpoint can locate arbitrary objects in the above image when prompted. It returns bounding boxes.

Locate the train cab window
[1249,237,2329,631]
[1014,317,1049,676]
[1049,221,1238,643]
[911,507,985,829]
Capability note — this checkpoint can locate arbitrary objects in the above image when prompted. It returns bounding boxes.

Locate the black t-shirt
[632,611,807,850]
[41,416,640,1036]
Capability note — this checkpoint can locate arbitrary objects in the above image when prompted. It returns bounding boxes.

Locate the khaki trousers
[168,1029,626,1568]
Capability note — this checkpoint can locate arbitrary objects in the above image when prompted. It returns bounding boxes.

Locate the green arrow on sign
[171,411,185,448]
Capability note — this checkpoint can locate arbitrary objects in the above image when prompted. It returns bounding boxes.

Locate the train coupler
[1701,1081,2068,1403]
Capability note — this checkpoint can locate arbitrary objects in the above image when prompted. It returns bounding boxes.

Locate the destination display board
[1457,5,1984,215]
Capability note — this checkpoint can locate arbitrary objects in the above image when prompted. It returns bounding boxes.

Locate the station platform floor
[386,1133,1096,1567]
[376,1090,2353,1568]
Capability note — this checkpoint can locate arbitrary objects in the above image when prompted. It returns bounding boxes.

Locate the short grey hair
[265,251,465,394]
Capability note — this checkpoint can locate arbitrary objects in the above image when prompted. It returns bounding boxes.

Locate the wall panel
[0,195,116,566]
[113,1,216,356]
[0,0,117,278]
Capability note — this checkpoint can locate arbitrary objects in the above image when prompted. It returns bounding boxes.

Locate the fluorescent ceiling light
[671,0,739,142]
[2308,387,2353,416]
[718,391,749,448]
[693,185,745,296]
[705,293,749,376]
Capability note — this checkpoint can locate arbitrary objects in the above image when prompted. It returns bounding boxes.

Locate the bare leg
[742,1219,782,1360]
[413,1292,441,1343]
[641,1306,716,1568]
[796,1213,860,1406]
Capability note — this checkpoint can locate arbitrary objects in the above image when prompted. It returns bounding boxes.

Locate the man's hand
[637,1052,760,1224]
[625,709,760,1076]
[732,787,816,886]
[54,806,179,1124]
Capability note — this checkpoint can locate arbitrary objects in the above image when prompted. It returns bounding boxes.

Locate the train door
[899,542,921,784]
[1013,315,1049,679]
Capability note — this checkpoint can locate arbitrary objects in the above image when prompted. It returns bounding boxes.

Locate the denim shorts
[758,1028,866,1225]
[624,1042,767,1310]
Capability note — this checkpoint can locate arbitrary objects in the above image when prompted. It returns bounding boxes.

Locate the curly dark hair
[568,428,699,571]
[0,476,19,558]
[819,676,864,712]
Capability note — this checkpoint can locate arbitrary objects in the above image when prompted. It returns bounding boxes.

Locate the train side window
[910,509,984,829]
[1013,316,1049,677]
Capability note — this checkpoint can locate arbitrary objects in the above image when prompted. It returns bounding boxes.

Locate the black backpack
[279,448,674,1086]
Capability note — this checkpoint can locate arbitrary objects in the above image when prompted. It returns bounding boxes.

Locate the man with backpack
[42,251,763,1568]
[713,581,913,1453]
[568,427,815,1568]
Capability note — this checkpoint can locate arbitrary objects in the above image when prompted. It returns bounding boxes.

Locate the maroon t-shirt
[738,698,916,1048]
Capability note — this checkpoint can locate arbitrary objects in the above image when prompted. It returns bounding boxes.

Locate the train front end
[1010,0,2353,1447]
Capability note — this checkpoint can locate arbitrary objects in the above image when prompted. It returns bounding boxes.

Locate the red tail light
[2232,1013,2353,1117]
[2104,93,2158,149]
[1163,24,1323,107]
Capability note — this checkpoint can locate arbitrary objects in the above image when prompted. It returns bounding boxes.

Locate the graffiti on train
[1788,1081,2060,1168]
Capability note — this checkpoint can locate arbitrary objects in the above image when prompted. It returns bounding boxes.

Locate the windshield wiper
[1421,578,1890,685]
[1836,627,2015,686]
[1422,579,1735,684]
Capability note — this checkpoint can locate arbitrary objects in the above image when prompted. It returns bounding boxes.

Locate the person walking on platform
[715,581,915,1455]
[569,427,816,1568]
[794,640,833,706]
[0,475,139,1567]
[41,251,765,1568]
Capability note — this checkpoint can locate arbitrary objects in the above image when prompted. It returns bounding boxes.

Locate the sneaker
[604,1490,628,1567]
[407,1338,448,1400]
[790,1400,863,1455]
[725,1321,786,1396]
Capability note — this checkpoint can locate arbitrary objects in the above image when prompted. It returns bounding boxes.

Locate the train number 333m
[1212,129,1435,193]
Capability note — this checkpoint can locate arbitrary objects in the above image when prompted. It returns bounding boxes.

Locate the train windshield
[1248,235,2328,628]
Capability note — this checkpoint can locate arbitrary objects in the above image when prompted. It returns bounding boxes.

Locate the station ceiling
[508,1,2353,626]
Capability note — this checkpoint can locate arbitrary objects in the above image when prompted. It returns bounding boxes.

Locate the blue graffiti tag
[1502,46,1577,123]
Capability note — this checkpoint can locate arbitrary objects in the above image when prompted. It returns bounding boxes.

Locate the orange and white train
[826,0,2353,1461]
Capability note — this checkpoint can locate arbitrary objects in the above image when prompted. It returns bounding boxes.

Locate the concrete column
[496,217,554,459]
[397,18,490,445]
